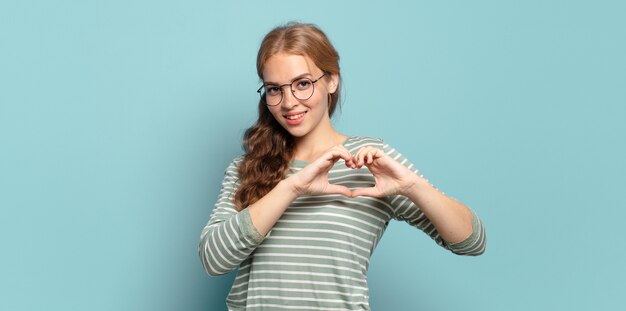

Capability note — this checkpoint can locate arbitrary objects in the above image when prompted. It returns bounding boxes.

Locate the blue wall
[1,1,624,310]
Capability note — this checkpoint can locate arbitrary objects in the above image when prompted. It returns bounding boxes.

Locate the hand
[286,145,354,197]
[349,146,418,198]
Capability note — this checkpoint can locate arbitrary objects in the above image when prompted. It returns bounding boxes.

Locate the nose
[280,87,299,109]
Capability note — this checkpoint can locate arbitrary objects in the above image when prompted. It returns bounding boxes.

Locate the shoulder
[231,154,245,165]
[221,155,244,177]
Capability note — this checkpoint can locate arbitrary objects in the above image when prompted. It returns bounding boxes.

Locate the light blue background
[1,1,624,310]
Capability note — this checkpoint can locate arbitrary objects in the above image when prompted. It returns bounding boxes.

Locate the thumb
[350,187,381,198]
[323,184,352,197]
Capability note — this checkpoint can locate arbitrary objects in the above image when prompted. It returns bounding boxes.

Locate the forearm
[199,176,300,276]
[247,178,300,236]
[402,175,474,244]
[199,208,264,275]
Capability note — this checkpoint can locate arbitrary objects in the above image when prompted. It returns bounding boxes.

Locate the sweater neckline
[290,136,355,167]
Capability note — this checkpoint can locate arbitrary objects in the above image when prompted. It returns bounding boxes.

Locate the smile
[284,111,307,125]
[285,112,306,120]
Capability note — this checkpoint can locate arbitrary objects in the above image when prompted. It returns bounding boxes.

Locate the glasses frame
[257,73,326,106]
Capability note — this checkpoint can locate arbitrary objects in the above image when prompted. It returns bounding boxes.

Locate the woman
[200,22,486,310]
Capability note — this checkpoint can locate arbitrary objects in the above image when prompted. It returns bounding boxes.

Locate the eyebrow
[263,73,313,86]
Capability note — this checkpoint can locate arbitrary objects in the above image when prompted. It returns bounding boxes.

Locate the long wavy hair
[233,22,342,210]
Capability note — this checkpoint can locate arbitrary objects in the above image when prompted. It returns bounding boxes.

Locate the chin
[283,126,310,138]
[286,130,308,138]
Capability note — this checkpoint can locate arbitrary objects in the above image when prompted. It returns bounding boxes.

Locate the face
[261,53,339,139]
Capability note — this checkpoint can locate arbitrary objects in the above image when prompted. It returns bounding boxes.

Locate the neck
[293,117,347,163]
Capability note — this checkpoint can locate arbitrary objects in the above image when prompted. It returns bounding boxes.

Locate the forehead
[262,53,319,83]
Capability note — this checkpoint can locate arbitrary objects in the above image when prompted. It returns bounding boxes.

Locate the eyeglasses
[257,73,326,106]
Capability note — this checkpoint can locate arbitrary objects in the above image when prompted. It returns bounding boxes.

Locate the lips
[283,111,307,125]
[285,112,306,120]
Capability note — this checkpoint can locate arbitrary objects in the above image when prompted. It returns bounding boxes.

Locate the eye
[294,79,312,90]
[265,86,281,96]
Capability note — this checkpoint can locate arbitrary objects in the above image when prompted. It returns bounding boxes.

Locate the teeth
[286,113,305,120]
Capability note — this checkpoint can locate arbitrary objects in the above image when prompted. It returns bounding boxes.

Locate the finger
[322,147,352,164]
[333,145,356,166]
[354,147,368,167]
[324,184,352,197]
[366,150,374,165]
[360,147,384,166]
[319,147,353,184]
[350,187,382,198]
[357,150,366,166]
[344,157,356,169]
[334,145,356,168]
[370,146,383,158]
[356,147,376,167]
[340,157,357,170]
[333,148,353,163]
[351,148,361,167]
[368,148,385,165]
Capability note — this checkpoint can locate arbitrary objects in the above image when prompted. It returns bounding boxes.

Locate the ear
[328,73,339,94]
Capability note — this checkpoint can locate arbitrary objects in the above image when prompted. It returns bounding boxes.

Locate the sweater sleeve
[381,142,486,256]
[198,157,266,276]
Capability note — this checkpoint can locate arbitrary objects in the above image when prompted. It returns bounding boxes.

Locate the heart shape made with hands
[293,145,419,199]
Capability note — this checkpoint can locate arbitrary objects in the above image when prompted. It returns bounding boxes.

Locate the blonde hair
[234,22,342,210]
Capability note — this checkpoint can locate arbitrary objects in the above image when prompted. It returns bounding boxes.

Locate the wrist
[279,177,303,199]
[400,174,431,199]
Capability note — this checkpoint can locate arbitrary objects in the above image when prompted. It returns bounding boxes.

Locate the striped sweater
[199,136,486,310]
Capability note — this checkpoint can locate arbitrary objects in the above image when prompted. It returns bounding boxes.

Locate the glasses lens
[262,86,282,106]
[291,78,314,100]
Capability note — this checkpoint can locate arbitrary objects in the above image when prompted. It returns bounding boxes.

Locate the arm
[248,145,354,235]
[398,173,486,255]
[350,143,486,255]
[199,147,354,276]
[198,157,266,276]
[403,173,474,244]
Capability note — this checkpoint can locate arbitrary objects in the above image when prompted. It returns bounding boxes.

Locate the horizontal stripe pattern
[199,136,486,310]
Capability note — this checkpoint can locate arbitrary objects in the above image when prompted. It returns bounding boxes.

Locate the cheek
[308,91,329,108]
[267,107,283,121]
